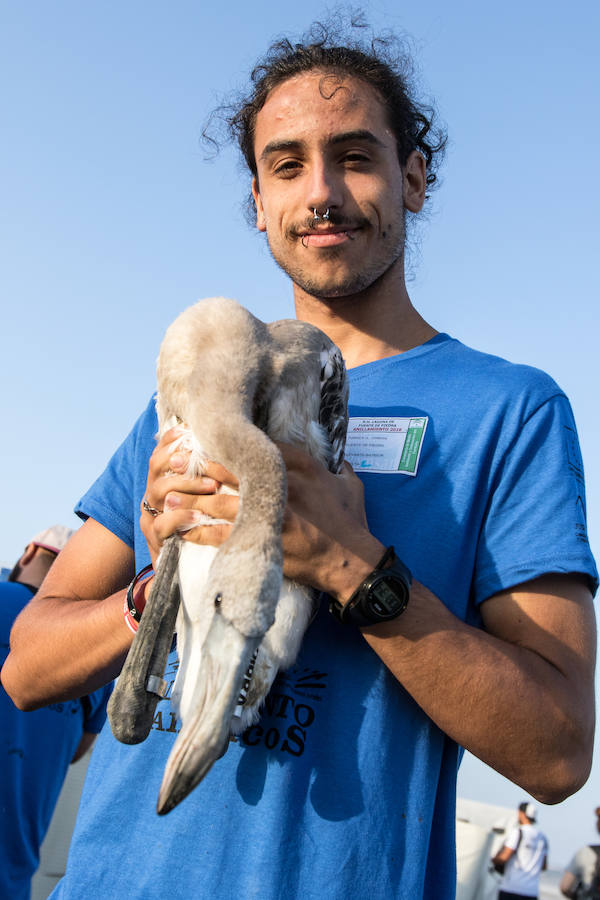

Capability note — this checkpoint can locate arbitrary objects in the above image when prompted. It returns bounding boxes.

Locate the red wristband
[123,564,154,634]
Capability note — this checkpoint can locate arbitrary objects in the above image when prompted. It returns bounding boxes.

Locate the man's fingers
[147,491,238,541]
[148,440,238,488]
[161,425,187,443]
[151,509,210,542]
[199,460,239,488]
[152,508,235,539]
[148,429,189,475]
[151,510,233,547]
[141,477,219,520]
[181,522,233,547]
[160,474,219,499]
[164,492,239,521]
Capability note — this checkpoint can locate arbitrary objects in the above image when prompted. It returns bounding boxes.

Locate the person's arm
[360,572,594,804]
[256,444,594,802]
[491,844,515,870]
[560,870,580,898]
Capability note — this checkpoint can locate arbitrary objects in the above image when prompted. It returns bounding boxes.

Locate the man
[491,802,548,899]
[1,20,597,900]
[0,526,112,900]
[560,807,600,898]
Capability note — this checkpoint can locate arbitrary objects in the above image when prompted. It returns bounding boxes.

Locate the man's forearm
[1,589,132,709]
[359,577,595,804]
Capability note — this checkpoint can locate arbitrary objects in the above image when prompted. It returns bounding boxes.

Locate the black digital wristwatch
[328,546,411,627]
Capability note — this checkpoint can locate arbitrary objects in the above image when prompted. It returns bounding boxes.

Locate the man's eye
[343,152,370,165]
[274,160,302,177]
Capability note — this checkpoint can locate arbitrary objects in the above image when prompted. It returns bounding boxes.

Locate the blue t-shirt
[0,581,112,900]
[53,334,596,900]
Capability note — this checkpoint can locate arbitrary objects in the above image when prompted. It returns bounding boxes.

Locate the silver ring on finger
[143,497,162,518]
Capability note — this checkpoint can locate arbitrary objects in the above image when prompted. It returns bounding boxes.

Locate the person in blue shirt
[1,19,597,900]
[0,526,112,900]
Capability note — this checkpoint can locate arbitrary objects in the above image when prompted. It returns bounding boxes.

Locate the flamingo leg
[107,536,181,744]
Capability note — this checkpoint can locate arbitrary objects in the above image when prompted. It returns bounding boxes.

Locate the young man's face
[251,70,424,301]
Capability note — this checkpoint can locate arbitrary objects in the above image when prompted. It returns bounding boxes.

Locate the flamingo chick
[107,297,348,815]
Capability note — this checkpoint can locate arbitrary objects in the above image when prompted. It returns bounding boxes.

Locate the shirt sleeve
[504,827,521,851]
[473,393,598,603]
[75,395,158,551]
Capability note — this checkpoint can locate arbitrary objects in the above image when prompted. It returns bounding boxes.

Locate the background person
[0,526,112,900]
[491,802,548,899]
[560,807,600,899]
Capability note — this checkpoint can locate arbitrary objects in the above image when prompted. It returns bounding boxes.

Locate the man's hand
[141,433,385,603]
[277,443,384,600]
[140,426,239,567]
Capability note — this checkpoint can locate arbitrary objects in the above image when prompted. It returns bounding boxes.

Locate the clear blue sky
[1,0,598,868]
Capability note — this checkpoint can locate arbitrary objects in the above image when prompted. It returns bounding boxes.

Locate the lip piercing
[313,208,330,222]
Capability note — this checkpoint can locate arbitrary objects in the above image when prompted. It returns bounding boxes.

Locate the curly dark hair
[204,15,447,203]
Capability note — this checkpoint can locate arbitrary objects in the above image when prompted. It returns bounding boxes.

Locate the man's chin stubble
[265,235,404,301]
[283,261,401,302]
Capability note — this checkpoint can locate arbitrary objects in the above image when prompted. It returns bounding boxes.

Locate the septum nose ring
[313,207,330,222]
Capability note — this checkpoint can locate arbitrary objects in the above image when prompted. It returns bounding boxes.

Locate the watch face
[367,576,407,618]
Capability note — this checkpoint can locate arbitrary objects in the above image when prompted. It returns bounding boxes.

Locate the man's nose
[305,162,343,218]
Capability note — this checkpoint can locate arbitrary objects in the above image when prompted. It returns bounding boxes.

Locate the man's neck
[293,274,437,370]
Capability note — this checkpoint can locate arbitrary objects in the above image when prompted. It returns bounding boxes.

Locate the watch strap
[329,546,411,626]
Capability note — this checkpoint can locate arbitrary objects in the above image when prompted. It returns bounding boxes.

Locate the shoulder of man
[443,337,564,399]
[504,825,523,850]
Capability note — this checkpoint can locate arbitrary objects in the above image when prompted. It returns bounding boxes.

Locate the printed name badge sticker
[345,417,428,475]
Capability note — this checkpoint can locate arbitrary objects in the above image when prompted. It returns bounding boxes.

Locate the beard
[265,219,406,301]
[274,252,401,299]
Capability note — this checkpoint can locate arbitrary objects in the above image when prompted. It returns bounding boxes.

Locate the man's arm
[491,844,515,870]
[272,446,597,804]
[360,573,595,804]
[0,519,136,709]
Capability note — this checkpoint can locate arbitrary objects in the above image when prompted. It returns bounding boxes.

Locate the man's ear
[251,178,267,232]
[403,151,427,213]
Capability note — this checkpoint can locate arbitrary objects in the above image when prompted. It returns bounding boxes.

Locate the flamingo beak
[156,614,259,815]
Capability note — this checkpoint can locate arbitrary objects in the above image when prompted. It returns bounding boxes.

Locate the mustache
[287,211,370,240]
